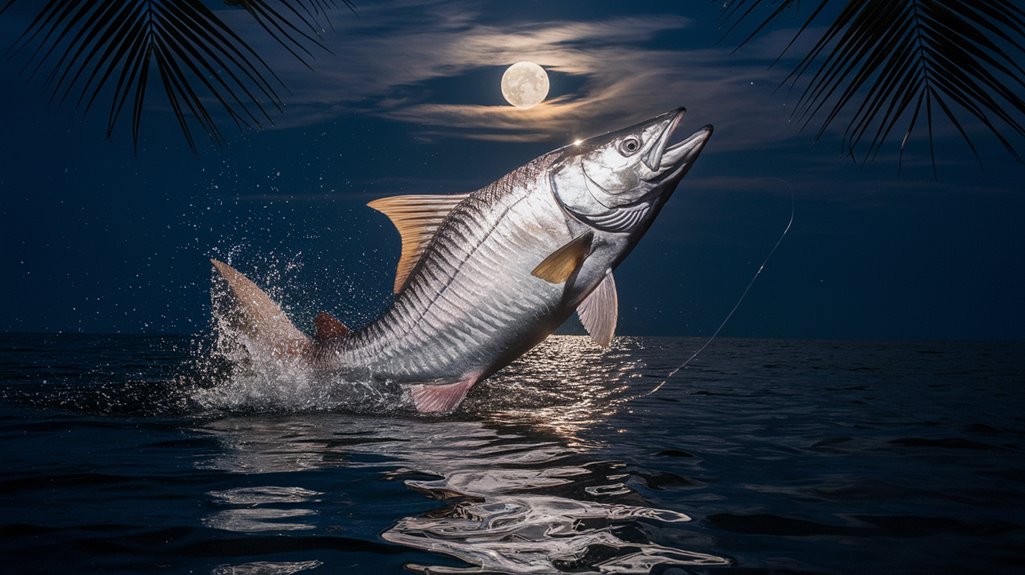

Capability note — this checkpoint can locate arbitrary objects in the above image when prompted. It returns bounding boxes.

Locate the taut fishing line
[639,180,795,398]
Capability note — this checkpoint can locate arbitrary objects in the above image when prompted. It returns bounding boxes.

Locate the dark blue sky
[1,1,1023,340]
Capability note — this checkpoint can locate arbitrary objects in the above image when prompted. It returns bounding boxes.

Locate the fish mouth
[644,109,713,176]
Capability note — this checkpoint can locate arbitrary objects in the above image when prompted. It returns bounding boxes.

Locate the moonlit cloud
[222,1,797,149]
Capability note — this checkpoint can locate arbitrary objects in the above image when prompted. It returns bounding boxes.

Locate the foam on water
[189,334,406,415]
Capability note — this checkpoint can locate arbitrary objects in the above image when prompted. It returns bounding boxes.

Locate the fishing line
[638,180,795,398]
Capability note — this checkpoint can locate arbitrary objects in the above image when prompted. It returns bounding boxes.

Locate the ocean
[1,334,1023,574]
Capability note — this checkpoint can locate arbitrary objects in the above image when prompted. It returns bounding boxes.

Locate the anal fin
[409,378,477,414]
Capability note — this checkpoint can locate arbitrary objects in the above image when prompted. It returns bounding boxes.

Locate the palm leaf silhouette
[2,0,354,153]
[225,0,352,67]
[720,0,1025,169]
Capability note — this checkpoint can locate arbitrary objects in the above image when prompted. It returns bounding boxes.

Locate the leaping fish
[211,108,713,414]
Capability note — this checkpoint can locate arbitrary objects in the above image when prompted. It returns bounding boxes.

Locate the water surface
[1,334,1023,574]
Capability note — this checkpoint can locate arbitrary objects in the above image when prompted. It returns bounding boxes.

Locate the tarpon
[211,108,712,414]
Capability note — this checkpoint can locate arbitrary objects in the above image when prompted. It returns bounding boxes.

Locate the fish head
[551,108,712,233]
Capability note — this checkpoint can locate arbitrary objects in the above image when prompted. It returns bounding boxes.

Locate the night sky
[1,0,1023,340]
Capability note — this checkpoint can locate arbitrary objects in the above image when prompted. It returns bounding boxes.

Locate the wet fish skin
[211,108,712,414]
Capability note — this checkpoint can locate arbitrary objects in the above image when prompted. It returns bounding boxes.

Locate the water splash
[191,256,406,414]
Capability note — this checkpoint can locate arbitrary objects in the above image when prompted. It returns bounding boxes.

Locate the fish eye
[619,137,641,155]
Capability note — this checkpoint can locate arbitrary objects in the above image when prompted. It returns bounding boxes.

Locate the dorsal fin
[314,311,349,341]
[368,194,470,293]
[531,231,594,284]
[577,269,618,348]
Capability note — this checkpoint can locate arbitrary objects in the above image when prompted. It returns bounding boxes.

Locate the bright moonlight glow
[501,61,549,109]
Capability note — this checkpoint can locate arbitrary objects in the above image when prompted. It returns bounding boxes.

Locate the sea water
[1,334,1023,574]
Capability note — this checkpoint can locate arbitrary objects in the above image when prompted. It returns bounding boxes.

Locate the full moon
[501,62,549,109]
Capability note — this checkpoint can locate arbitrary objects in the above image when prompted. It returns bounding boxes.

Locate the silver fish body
[211,108,712,413]
[329,160,574,380]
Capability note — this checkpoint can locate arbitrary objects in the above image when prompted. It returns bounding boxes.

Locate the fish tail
[210,259,312,358]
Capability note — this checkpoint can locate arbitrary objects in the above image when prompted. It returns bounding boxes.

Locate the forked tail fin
[210,259,311,358]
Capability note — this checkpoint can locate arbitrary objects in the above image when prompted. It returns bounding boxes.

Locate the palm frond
[2,0,355,153]
[224,0,356,67]
[720,0,1025,168]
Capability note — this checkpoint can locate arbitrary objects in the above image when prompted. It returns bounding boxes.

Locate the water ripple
[5,335,1021,573]
[211,560,323,575]
[205,486,323,533]
[194,391,728,573]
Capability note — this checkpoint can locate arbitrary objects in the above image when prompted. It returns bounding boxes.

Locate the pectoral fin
[531,231,594,284]
[368,193,470,293]
[577,269,618,348]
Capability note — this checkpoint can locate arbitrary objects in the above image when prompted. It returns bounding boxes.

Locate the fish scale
[342,164,572,379]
